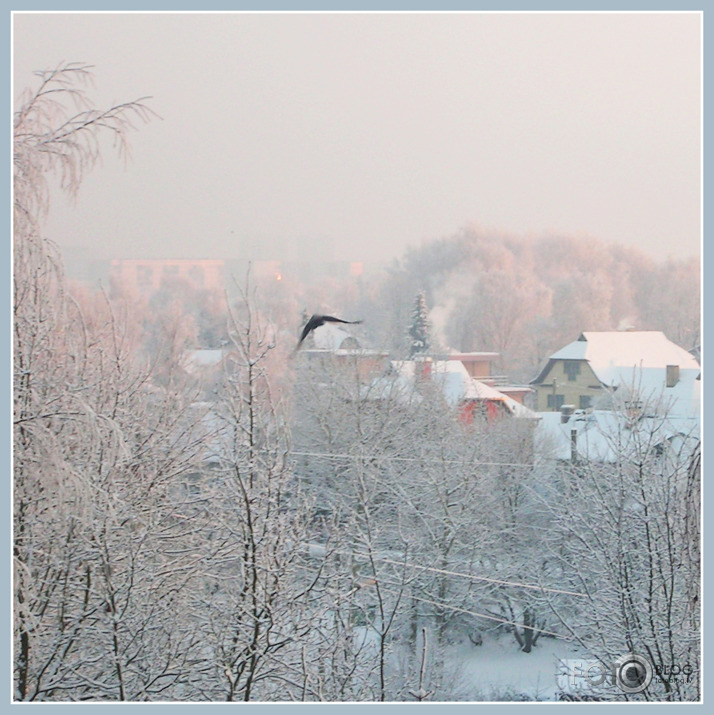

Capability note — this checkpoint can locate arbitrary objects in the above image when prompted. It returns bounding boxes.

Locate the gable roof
[534,331,699,384]
[532,331,701,417]
[552,331,698,378]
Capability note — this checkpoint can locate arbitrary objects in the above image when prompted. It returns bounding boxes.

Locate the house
[377,357,539,424]
[530,331,700,418]
[447,351,533,406]
[536,407,699,465]
[300,322,390,380]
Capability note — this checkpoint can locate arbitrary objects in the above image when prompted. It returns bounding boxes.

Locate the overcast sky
[13,11,701,264]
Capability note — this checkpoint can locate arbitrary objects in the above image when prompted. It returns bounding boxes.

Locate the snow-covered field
[446,633,583,701]
[354,625,587,702]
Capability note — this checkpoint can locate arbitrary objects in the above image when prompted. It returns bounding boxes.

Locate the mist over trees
[361,228,699,381]
[13,65,700,702]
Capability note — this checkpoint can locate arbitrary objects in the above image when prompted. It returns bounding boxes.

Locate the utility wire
[348,551,589,598]
[321,546,588,598]
[291,450,547,470]
[296,562,574,643]
[377,585,573,642]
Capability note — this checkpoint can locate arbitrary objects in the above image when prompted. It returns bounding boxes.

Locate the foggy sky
[13,12,701,264]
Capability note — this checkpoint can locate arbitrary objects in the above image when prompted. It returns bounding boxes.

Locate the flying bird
[294,313,363,352]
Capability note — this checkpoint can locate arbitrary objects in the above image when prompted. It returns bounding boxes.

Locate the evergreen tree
[408,291,431,357]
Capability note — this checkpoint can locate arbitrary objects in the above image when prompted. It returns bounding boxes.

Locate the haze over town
[13,12,701,269]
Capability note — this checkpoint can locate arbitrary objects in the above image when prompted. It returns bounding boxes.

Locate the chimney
[560,404,575,423]
[666,364,680,388]
[415,356,432,381]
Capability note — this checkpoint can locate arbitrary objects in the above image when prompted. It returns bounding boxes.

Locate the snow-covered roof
[184,348,225,373]
[391,359,474,405]
[536,331,700,418]
[361,372,423,405]
[469,379,508,401]
[536,409,700,463]
[311,323,360,350]
[387,359,539,417]
[447,351,500,361]
[551,331,699,378]
[502,395,539,419]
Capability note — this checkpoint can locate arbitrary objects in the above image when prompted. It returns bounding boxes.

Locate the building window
[136,265,154,288]
[188,264,205,288]
[563,360,581,381]
[547,394,565,410]
[579,395,592,409]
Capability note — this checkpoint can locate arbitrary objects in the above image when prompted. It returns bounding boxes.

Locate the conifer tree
[408,291,431,357]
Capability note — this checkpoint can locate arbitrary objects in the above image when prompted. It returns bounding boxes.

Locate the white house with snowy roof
[535,408,699,464]
[308,322,361,351]
[300,321,390,380]
[530,331,700,419]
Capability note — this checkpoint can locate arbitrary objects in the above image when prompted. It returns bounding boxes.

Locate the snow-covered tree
[13,64,209,701]
[185,279,315,701]
[289,351,553,697]
[543,399,700,701]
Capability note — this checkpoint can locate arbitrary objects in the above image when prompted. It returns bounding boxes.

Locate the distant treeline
[102,226,700,387]
[361,227,700,382]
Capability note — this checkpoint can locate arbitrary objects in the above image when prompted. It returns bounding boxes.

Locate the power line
[324,547,588,598]
[349,551,588,598]
[296,561,575,643]
[291,450,545,470]
[378,585,573,642]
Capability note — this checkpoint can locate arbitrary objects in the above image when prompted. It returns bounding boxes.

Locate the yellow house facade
[531,358,603,411]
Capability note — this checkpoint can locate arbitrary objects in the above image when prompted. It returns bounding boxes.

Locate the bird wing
[296,320,316,347]
[293,314,363,353]
[322,315,363,325]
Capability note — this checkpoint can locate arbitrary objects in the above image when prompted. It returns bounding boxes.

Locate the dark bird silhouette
[294,313,363,352]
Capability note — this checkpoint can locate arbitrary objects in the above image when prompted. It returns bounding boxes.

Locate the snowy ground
[355,626,587,702]
[445,633,583,701]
